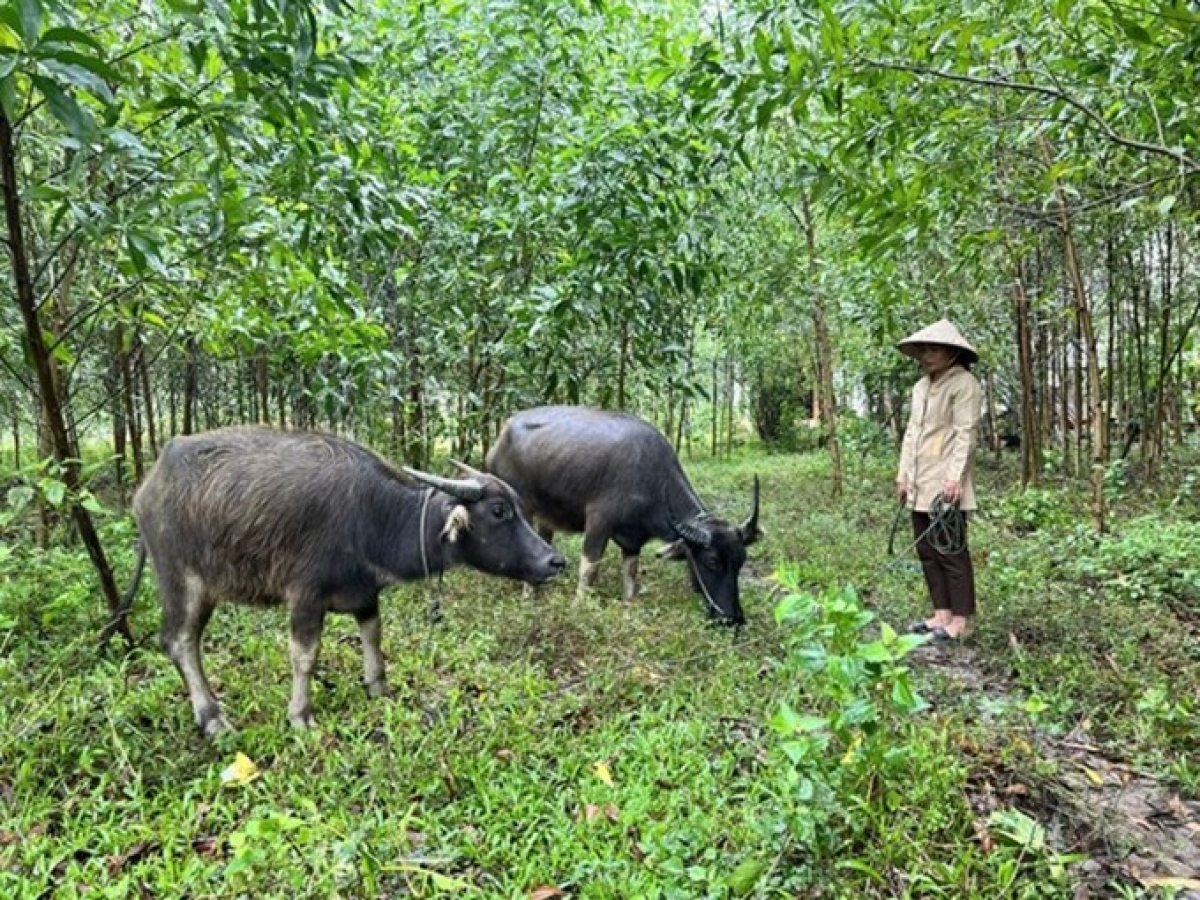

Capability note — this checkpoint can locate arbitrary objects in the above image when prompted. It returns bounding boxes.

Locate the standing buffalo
[117,427,564,736]
[485,406,761,624]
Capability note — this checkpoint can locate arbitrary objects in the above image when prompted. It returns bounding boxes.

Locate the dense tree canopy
[2,0,1198,547]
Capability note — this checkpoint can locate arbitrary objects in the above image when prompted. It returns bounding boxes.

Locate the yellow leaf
[593,761,614,786]
[220,752,261,787]
[1075,763,1104,787]
[841,734,862,765]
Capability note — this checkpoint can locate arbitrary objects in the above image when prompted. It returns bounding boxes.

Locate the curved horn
[402,467,485,502]
[739,474,761,544]
[663,482,712,548]
[674,517,713,548]
[450,459,489,481]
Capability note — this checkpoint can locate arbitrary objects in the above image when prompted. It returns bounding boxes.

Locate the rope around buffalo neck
[888,493,967,557]
[682,543,730,621]
[418,487,445,624]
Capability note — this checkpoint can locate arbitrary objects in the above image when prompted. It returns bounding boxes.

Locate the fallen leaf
[529,886,565,899]
[1075,764,1105,787]
[108,842,158,876]
[220,752,261,787]
[1003,783,1029,796]
[191,836,221,858]
[0,831,18,846]
[581,803,619,823]
[593,761,614,786]
[971,817,994,854]
[494,748,515,762]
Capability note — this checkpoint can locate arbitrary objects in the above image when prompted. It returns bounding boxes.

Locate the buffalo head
[404,461,566,585]
[662,475,761,625]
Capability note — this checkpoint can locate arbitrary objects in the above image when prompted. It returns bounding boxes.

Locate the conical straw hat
[896,319,978,365]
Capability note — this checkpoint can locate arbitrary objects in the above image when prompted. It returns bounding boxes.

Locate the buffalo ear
[656,539,687,561]
[739,522,765,546]
[439,505,472,543]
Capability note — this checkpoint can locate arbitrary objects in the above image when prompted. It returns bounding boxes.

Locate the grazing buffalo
[117,427,565,736]
[485,406,761,624]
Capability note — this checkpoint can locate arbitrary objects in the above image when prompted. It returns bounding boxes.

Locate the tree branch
[860,58,1200,174]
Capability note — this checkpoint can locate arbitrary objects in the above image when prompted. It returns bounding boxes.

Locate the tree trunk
[119,329,145,482]
[1037,132,1106,529]
[182,335,198,435]
[137,338,158,457]
[0,111,129,642]
[800,192,842,497]
[1012,262,1041,485]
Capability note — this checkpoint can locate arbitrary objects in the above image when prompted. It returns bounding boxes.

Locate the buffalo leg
[159,569,228,737]
[578,528,609,602]
[355,603,390,698]
[621,552,640,602]
[287,597,326,729]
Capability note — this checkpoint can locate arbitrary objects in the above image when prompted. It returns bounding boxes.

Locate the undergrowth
[1,448,1196,897]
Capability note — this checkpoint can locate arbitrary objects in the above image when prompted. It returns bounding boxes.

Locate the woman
[895,319,982,641]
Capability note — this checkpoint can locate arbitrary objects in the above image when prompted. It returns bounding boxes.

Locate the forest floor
[910,639,1200,897]
[1,445,1198,898]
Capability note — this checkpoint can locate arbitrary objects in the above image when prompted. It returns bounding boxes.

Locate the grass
[1,447,1197,897]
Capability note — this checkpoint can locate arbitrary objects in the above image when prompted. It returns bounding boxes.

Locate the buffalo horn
[739,474,761,543]
[450,459,489,481]
[674,518,713,548]
[402,467,485,502]
[663,483,713,548]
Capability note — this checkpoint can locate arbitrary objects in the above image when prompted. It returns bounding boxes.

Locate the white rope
[418,487,444,624]
[682,544,729,621]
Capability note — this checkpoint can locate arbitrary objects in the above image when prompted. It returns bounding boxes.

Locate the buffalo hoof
[365,679,393,699]
[288,706,317,730]
[199,710,233,739]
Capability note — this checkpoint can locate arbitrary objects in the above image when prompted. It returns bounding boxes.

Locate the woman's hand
[895,480,908,504]
[942,479,962,504]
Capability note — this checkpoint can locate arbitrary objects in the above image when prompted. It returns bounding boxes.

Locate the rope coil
[888,493,967,557]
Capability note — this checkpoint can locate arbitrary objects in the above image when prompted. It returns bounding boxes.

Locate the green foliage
[1062,517,1200,611]
[990,486,1075,534]
[2,451,1151,897]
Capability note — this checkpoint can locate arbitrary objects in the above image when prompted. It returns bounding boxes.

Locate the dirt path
[914,641,1200,897]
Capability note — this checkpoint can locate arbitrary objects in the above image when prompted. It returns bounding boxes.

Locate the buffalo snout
[530,551,567,585]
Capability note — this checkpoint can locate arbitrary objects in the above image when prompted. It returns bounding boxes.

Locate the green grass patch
[1,449,1196,896]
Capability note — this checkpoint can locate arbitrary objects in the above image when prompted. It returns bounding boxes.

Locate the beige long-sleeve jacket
[896,365,983,512]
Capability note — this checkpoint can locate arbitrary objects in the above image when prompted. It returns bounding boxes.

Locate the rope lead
[888,493,967,557]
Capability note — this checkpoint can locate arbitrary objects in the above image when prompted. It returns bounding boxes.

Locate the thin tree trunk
[1043,150,1106,528]
[1013,263,1041,485]
[711,356,719,457]
[724,355,735,458]
[799,191,842,497]
[256,351,270,425]
[119,330,145,482]
[1,111,129,641]
[182,335,198,435]
[137,337,157,457]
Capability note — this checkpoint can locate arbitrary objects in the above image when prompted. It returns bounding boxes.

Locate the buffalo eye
[701,549,721,569]
[491,502,510,520]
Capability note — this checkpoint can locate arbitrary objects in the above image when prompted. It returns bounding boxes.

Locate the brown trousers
[912,511,977,617]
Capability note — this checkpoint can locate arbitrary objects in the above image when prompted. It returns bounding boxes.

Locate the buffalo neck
[661,476,707,531]
[369,481,451,582]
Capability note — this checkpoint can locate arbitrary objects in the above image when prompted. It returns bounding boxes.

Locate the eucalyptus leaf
[16,0,41,47]
[29,73,94,139]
